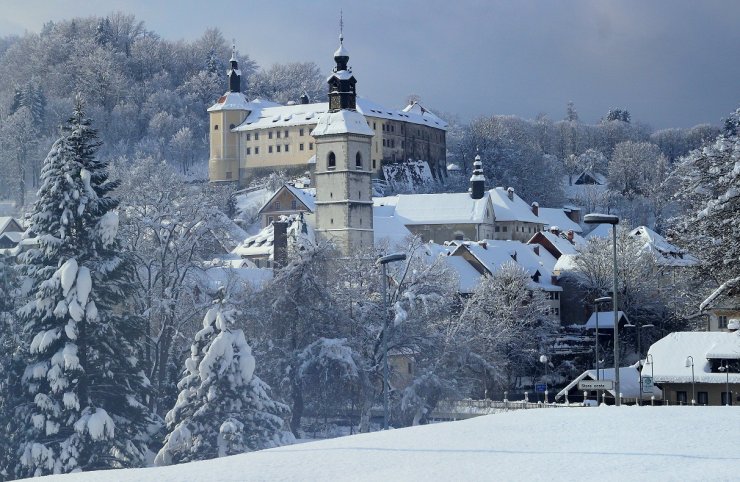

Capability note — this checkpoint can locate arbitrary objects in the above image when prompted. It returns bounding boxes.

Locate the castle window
[269,146,273,153]
[225,171,232,179]
[373,122,376,130]
[300,143,304,151]
[254,133,259,140]
[309,143,314,150]
[246,147,251,155]
[327,152,336,170]
[355,152,362,169]
[300,128,304,136]
[214,125,219,131]
[277,131,281,138]
[373,159,377,169]
[246,133,251,140]
[269,131,273,139]
[255,147,259,154]
[276,145,281,152]
[284,130,289,138]
[285,144,289,152]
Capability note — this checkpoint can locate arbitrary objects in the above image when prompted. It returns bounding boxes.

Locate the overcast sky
[1,0,738,128]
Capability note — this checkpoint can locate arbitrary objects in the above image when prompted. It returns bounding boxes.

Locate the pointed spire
[470,149,485,199]
[334,10,350,71]
[227,44,241,93]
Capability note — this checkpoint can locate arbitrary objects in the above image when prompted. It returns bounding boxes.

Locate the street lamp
[593,296,611,405]
[584,213,620,405]
[625,321,654,404]
[645,353,654,402]
[718,361,731,406]
[540,355,549,403]
[376,252,407,430]
[685,356,695,405]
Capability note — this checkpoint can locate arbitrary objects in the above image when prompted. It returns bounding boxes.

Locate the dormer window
[327,151,336,170]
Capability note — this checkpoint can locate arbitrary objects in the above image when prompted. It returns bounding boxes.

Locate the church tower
[208,46,251,183]
[312,31,375,255]
[470,152,485,199]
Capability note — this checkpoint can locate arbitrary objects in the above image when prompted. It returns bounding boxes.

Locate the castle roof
[374,192,491,226]
[488,187,541,223]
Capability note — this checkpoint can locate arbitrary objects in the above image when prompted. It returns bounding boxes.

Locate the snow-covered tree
[461,261,556,395]
[155,292,291,466]
[13,97,152,477]
[672,108,740,309]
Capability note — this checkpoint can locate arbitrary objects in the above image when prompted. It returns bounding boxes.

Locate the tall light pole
[625,320,654,404]
[540,354,549,403]
[594,296,611,405]
[376,252,407,430]
[584,213,620,405]
[719,361,731,406]
[685,356,695,405]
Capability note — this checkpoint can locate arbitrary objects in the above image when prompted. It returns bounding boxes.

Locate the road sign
[643,376,653,392]
[579,380,614,391]
[535,383,547,392]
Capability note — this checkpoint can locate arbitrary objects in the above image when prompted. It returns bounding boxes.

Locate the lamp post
[719,362,731,406]
[645,353,654,402]
[540,355,549,403]
[625,321,654,404]
[593,296,611,404]
[584,213,620,405]
[376,252,407,430]
[685,356,695,405]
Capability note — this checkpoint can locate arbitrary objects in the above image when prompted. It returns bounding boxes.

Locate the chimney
[478,240,488,250]
[300,92,310,104]
[566,230,574,242]
[470,153,485,199]
[273,220,288,270]
[549,225,560,236]
[531,202,539,216]
[507,187,514,201]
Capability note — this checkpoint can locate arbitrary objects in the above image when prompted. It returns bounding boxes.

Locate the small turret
[470,153,485,199]
[228,45,241,93]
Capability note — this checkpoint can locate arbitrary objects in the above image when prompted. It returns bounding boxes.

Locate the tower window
[285,144,289,152]
[246,147,251,155]
[284,130,289,138]
[214,125,219,131]
[276,145,281,152]
[255,147,259,154]
[300,128,304,136]
[327,151,336,170]
[373,159,376,169]
[246,133,251,141]
[355,152,362,169]
[300,143,304,151]
[269,146,273,153]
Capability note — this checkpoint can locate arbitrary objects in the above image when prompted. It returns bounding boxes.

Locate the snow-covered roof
[646,331,740,384]
[0,216,22,234]
[401,101,448,129]
[0,231,22,243]
[286,186,316,212]
[537,208,583,233]
[375,192,491,225]
[488,187,541,223]
[207,91,252,112]
[373,213,413,251]
[585,223,613,239]
[556,363,662,401]
[442,254,482,294]
[203,266,273,291]
[533,230,581,256]
[629,226,698,267]
[311,109,375,137]
[233,223,275,258]
[584,311,629,329]
[553,253,578,273]
[233,96,447,132]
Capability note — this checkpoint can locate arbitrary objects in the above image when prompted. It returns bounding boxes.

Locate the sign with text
[579,380,614,391]
[643,376,654,392]
[535,383,547,392]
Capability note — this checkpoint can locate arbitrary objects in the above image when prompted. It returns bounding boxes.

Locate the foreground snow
[40,406,740,481]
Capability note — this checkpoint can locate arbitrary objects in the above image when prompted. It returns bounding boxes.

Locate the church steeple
[327,16,357,112]
[227,45,241,93]
[470,151,485,199]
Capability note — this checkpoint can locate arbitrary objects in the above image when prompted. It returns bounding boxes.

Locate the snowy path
[40,406,740,481]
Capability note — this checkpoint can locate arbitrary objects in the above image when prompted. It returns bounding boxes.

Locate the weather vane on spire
[339,10,344,44]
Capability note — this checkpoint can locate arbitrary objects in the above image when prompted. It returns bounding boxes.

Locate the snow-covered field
[38,406,740,481]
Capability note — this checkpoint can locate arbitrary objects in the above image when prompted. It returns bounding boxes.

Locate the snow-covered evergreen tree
[155,291,292,466]
[13,96,152,477]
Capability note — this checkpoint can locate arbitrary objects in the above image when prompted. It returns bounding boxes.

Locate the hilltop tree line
[0,13,327,208]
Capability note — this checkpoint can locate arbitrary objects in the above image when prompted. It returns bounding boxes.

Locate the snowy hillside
[40,406,740,481]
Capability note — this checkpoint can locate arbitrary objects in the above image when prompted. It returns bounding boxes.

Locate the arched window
[355,152,362,169]
[327,151,336,169]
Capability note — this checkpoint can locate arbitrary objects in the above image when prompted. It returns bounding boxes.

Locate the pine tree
[13,96,152,477]
[155,291,291,466]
